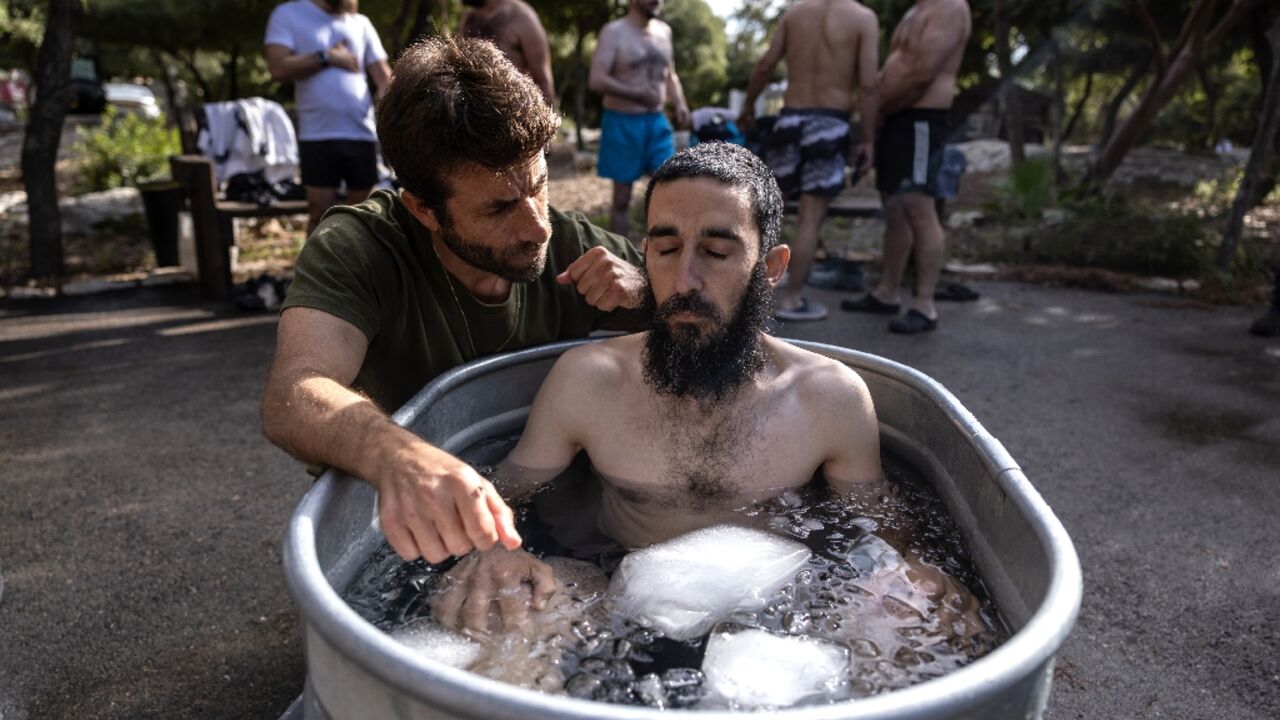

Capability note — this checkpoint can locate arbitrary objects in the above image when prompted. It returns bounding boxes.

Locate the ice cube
[701,627,849,709]
[607,525,811,640]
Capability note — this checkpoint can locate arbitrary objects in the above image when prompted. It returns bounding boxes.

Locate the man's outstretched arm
[739,16,787,129]
[260,307,520,564]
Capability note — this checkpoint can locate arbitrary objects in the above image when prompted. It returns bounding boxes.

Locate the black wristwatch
[316,49,330,68]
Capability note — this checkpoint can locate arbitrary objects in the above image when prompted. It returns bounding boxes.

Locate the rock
[60,188,143,234]
[1139,277,1180,292]
[947,210,985,229]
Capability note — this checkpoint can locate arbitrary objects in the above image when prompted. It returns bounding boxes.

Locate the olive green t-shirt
[282,189,645,413]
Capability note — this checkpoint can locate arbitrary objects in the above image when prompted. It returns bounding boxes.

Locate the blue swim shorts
[597,109,675,184]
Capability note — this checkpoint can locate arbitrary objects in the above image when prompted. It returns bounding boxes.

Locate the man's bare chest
[587,393,820,509]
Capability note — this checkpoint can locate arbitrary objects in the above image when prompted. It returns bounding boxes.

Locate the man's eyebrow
[703,227,744,244]
[487,171,550,212]
[647,224,678,237]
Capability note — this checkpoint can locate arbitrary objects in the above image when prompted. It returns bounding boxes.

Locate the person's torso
[275,1,378,140]
[583,338,833,548]
[781,0,871,112]
[462,2,531,72]
[886,0,970,110]
[602,19,672,114]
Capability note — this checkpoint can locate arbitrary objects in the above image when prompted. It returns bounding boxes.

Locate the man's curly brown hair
[377,36,560,214]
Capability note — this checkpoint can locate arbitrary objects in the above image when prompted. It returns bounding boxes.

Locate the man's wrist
[315,49,330,68]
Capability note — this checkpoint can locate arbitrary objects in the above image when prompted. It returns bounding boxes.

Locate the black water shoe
[841,294,900,314]
[934,282,980,302]
[889,309,937,335]
[1250,310,1280,337]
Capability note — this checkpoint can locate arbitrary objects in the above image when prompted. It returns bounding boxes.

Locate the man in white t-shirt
[265,0,392,231]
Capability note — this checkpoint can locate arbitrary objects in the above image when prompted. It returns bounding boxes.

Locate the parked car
[105,82,162,119]
[69,57,106,114]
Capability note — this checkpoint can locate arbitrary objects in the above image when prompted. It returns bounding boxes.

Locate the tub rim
[284,338,1083,720]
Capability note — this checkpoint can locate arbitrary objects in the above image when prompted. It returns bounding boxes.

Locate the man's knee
[899,194,941,231]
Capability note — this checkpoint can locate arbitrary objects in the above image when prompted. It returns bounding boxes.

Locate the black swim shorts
[298,139,379,190]
[875,109,950,197]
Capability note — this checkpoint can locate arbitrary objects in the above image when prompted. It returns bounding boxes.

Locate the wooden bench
[169,154,309,298]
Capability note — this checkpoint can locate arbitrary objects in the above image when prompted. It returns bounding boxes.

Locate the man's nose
[673,250,703,295]
[514,197,551,245]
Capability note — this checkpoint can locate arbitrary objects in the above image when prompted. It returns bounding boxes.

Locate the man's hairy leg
[609,181,633,237]
[873,195,912,305]
[305,186,339,235]
[901,193,943,319]
[778,193,832,309]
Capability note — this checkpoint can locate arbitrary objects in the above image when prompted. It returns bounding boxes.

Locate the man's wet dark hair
[643,142,784,255]
[377,36,560,214]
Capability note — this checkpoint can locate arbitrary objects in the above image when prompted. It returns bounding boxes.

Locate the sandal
[840,294,900,314]
[774,297,829,322]
[889,309,937,334]
[934,282,980,302]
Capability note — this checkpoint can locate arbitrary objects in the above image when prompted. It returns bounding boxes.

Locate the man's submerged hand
[432,547,559,635]
[371,441,522,563]
[556,246,644,312]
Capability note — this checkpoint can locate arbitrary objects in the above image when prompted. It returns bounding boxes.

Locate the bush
[996,156,1055,222]
[76,106,180,191]
[1026,196,1211,277]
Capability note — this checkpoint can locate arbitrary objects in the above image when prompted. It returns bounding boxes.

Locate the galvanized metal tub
[282,339,1082,720]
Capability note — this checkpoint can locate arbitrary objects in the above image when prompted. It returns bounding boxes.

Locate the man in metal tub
[261,37,648,564]
[427,145,992,702]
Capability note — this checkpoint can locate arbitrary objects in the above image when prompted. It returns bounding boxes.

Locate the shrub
[1028,196,1211,276]
[997,156,1055,222]
[76,106,180,191]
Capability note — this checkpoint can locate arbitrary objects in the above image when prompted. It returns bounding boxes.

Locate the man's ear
[401,191,443,234]
[764,245,790,288]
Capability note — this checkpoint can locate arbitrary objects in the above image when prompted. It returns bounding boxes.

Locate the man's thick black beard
[437,214,546,284]
[641,262,773,404]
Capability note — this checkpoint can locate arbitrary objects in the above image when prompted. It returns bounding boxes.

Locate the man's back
[779,0,877,111]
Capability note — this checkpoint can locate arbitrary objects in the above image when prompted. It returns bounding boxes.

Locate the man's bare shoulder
[930,0,972,23]
[510,0,541,25]
[548,335,638,388]
[765,336,873,405]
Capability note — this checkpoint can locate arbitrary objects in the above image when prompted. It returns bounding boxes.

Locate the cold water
[344,433,1007,710]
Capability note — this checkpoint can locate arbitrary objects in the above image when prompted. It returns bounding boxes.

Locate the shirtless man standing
[459,0,555,105]
[589,0,691,237]
[842,0,971,334]
[739,0,879,322]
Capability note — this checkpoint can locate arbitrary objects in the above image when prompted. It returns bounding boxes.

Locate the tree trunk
[1218,14,1280,270]
[405,0,436,48]
[1199,64,1220,150]
[994,0,1025,165]
[573,25,587,152]
[184,51,212,103]
[20,0,81,283]
[1090,0,1259,188]
[1100,63,1145,148]
[392,0,416,55]
[1251,4,1279,201]
[1062,70,1094,147]
[1050,41,1066,180]
[151,48,180,125]
[226,43,240,100]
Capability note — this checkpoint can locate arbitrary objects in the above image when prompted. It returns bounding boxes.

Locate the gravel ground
[1,274,1278,719]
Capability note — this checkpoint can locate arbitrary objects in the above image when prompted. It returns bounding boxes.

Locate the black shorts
[298,139,379,190]
[875,109,949,197]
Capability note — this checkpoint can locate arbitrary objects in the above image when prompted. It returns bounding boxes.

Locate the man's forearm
[268,51,326,83]
[858,85,880,143]
[879,61,929,116]
[262,373,418,483]
[589,73,650,104]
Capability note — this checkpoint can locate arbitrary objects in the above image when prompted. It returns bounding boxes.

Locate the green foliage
[665,0,728,108]
[75,106,181,191]
[1016,196,1212,276]
[997,156,1056,221]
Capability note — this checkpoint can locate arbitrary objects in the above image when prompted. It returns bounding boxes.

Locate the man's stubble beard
[641,261,773,404]
[436,214,547,284]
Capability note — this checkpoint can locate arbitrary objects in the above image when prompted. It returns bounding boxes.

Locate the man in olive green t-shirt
[261,37,646,566]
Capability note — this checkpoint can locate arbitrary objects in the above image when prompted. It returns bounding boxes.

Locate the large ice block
[606,525,811,640]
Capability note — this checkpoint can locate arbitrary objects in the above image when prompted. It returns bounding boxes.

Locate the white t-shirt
[265,0,388,142]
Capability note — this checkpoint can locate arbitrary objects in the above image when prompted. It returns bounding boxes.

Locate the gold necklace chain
[430,240,522,357]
